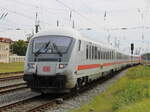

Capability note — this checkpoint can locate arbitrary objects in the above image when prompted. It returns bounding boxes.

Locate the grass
[0,62,24,73]
[71,65,150,112]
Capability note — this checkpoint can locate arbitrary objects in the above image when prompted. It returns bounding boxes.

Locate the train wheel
[41,92,45,95]
[71,81,80,94]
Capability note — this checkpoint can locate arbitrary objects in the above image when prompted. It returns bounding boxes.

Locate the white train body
[23,28,141,93]
[141,53,150,66]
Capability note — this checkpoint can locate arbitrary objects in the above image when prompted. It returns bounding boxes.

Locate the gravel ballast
[0,78,25,88]
[46,69,128,112]
[0,69,128,112]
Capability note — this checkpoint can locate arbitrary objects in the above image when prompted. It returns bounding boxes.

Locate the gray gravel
[0,69,128,112]
[46,69,128,112]
[0,89,40,107]
[0,78,25,88]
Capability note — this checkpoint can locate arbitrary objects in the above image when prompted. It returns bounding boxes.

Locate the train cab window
[78,40,81,51]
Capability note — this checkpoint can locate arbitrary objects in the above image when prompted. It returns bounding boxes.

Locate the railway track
[0,71,23,81]
[0,73,116,112]
[0,83,28,95]
[0,95,41,111]
[0,71,23,75]
[0,94,64,112]
[0,75,23,82]
[26,70,124,112]
[0,67,133,112]
[24,76,111,112]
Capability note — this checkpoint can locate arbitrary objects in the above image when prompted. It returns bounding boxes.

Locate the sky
[0,0,150,54]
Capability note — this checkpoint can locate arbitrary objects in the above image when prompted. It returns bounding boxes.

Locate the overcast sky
[0,0,150,54]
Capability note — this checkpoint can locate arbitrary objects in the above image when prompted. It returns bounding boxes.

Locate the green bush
[113,81,150,110]
[71,66,150,112]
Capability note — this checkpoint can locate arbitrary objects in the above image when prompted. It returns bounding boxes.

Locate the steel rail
[0,75,23,81]
[0,83,27,95]
[0,95,41,111]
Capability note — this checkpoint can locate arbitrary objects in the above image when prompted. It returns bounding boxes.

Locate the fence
[9,56,25,63]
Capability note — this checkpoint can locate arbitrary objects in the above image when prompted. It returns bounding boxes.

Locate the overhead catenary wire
[80,0,94,13]
[55,0,104,30]
[0,6,52,26]
[3,0,68,13]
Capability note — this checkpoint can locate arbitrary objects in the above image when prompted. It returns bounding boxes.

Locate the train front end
[23,30,76,93]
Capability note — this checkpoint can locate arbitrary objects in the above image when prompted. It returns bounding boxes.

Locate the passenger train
[23,27,141,93]
[141,53,150,66]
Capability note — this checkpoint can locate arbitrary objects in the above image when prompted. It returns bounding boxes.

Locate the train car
[141,53,150,66]
[23,27,140,94]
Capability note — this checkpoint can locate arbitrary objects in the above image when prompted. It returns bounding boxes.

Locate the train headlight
[28,63,36,69]
[59,64,65,69]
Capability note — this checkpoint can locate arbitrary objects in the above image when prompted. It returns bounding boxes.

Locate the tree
[11,40,28,56]
[26,31,34,42]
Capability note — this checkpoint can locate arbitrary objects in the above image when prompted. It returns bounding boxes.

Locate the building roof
[0,37,12,43]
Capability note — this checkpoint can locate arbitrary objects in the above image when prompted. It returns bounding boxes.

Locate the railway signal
[131,43,134,55]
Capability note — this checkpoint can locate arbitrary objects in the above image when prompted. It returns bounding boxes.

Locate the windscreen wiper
[34,45,45,56]
[34,41,51,56]
[52,43,62,57]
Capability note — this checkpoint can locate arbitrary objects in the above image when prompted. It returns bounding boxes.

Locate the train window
[86,45,88,59]
[112,51,114,59]
[89,46,91,59]
[117,53,119,59]
[108,51,111,59]
[78,40,81,51]
[103,49,105,59]
[101,50,103,59]
[116,53,118,59]
[104,50,106,59]
[105,51,107,59]
[106,50,108,59]
[110,51,111,59]
[92,46,94,59]
[107,51,109,59]
[106,51,107,59]
[101,49,103,59]
[108,51,109,59]
[99,48,101,59]
[98,51,100,59]
[33,36,72,54]
[95,46,97,59]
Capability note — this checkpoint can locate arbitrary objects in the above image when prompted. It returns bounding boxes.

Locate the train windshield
[33,36,72,54]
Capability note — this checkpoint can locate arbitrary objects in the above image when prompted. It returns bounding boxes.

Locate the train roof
[34,27,79,38]
[34,27,113,49]
[33,27,138,56]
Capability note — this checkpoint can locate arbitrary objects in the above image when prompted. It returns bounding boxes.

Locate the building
[0,37,12,63]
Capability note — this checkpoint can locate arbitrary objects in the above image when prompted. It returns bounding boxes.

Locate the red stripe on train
[103,62,114,66]
[77,60,140,71]
[77,64,100,70]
